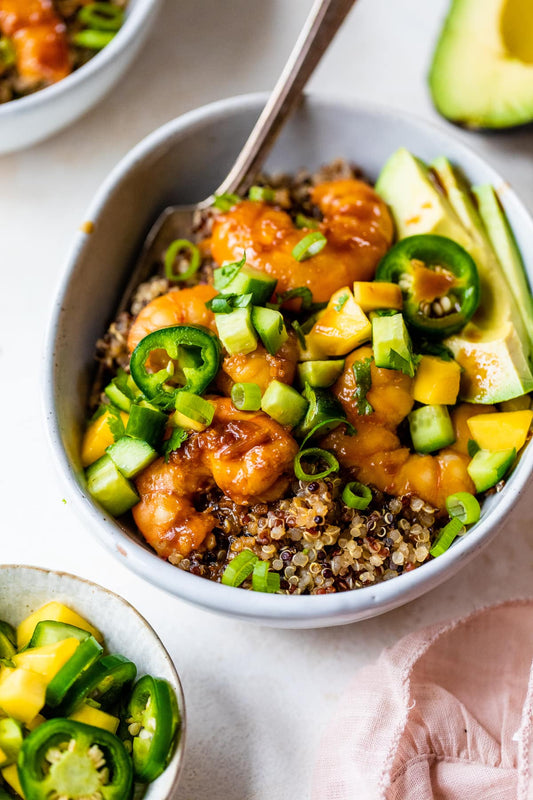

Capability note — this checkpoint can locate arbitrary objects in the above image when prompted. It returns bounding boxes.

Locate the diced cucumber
[467,448,516,492]
[409,405,455,453]
[86,455,139,517]
[261,380,308,427]
[28,621,90,649]
[107,436,157,479]
[215,307,258,355]
[104,371,141,412]
[297,360,345,388]
[295,384,345,438]
[125,402,167,448]
[251,306,288,355]
[216,264,277,305]
[372,313,416,377]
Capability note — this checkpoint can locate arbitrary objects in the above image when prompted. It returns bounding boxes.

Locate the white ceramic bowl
[45,93,533,628]
[0,565,186,798]
[0,0,161,154]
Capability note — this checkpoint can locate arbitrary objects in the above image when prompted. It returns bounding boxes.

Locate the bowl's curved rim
[0,564,187,796]
[44,91,533,624]
[0,0,162,120]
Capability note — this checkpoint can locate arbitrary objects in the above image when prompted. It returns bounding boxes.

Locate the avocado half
[429,0,533,128]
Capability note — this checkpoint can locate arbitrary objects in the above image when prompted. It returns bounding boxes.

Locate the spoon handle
[213,0,357,198]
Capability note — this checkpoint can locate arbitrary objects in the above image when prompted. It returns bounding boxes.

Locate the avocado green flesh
[429,0,533,128]
[376,148,533,402]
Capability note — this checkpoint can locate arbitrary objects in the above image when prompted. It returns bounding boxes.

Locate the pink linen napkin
[312,600,533,800]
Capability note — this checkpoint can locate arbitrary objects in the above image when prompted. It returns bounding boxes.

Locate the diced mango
[467,410,533,452]
[352,281,403,312]
[0,747,8,768]
[69,703,119,734]
[17,602,103,650]
[81,409,129,467]
[13,638,79,682]
[306,288,371,357]
[2,763,24,798]
[412,356,461,405]
[172,410,208,433]
[0,669,47,723]
[26,713,46,732]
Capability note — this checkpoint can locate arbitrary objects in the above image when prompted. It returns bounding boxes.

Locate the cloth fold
[312,600,533,800]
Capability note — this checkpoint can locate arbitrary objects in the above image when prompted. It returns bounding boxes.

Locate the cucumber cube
[107,436,157,479]
[86,455,139,516]
[297,360,345,388]
[215,307,258,355]
[251,306,288,355]
[467,448,516,492]
[261,380,308,427]
[409,405,455,453]
[372,313,416,377]
[215,264,277,305]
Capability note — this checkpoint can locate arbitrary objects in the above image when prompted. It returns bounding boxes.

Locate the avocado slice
[376,148,533,403]
[429,0,533,128]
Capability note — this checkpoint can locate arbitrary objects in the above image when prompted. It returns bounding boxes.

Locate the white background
[2,1,533,798]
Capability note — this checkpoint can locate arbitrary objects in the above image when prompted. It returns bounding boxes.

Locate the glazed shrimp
[0,0,70,86]
[322,346,476,509]
[133,398,299,558]
[210,179,394,303]
[217,333,300,395]
[127,284,218,354]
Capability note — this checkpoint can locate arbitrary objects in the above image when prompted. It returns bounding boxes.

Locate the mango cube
[467,410,533,452]
[306,288,371,356]
[0,669,47,723]
[69,703,119,734]
[352,281,403,312]
[17,602,103,649]
[412,356,461,405]
[2,763,24,798]
[13,637,80,682]
[81,408,129,467]
[26,713,47,732]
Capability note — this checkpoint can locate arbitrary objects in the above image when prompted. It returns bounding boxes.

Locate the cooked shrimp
[0,0,70,86]
[323,346,475,508]
[133,398,298,558]
[127,284,218,354]
[217,333,299,395]
[210,179,394,303]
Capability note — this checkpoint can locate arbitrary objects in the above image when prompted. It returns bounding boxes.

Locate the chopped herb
[353,358,374,415]
[162,428,188,463]
[106,406,126,440]
[61,498,67,505]
[89,404,107,424]
[206,293,253,314]
[213,253,246,291]
[291,320,307,349]
[388,349,417,378]
[334,293,349,312]
[276,286,313,310]
[416,339,455,362]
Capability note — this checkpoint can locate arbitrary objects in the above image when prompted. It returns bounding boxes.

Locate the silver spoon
[116,0,357,315]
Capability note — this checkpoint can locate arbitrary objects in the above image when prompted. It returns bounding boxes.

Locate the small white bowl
[45,93,533,628]
[0,565,186,799]
[0,0,162,154]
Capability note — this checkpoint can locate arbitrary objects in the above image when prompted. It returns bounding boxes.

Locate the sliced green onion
[295,213,319,230]
[0,37,16,68]
[277,286,313,310]
[78,3,125,31]
[213,193,241,211]
[174,392,214,426]
[301,418,356,448]
[342,481,372,510]
[252,561,280,593]
[294,448,339,482]
[221,550,258,586]
[72,29,115,49]
[248,185,275,203]
[231,382,262,411]
[445,492,481,525]
[164,239,201,282]
[429,517,465,558]
[292,232,327,262]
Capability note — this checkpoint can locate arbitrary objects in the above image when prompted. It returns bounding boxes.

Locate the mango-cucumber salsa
[0,602,179,799]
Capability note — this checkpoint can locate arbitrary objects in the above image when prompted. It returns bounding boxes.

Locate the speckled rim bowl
[44,93,533,628]
[0,565,186,798]
[0,0,162,154]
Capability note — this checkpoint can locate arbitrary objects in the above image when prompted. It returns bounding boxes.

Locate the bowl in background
[45,93,533,628]
[0,565,186,798]
[0,0,162,154]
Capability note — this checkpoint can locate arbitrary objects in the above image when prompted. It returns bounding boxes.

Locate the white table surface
[2,1,533,797]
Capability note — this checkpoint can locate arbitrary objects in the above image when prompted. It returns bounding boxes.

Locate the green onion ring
[292,232,327,262]
[252,561,280,593]
[221,550,258,587]
[301,418,356,449]
[248,185,275,203]
[429,517,465,558]
[72,29,115,49]
[294,447,339,482]
[295,213,319,230]
[174,392,214,427]
[78,2,124,31]
[231,382,262,412]
[213,193,241,211]
[445,492,481,525]
[342,481,372,510]
[164,239,201,283]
